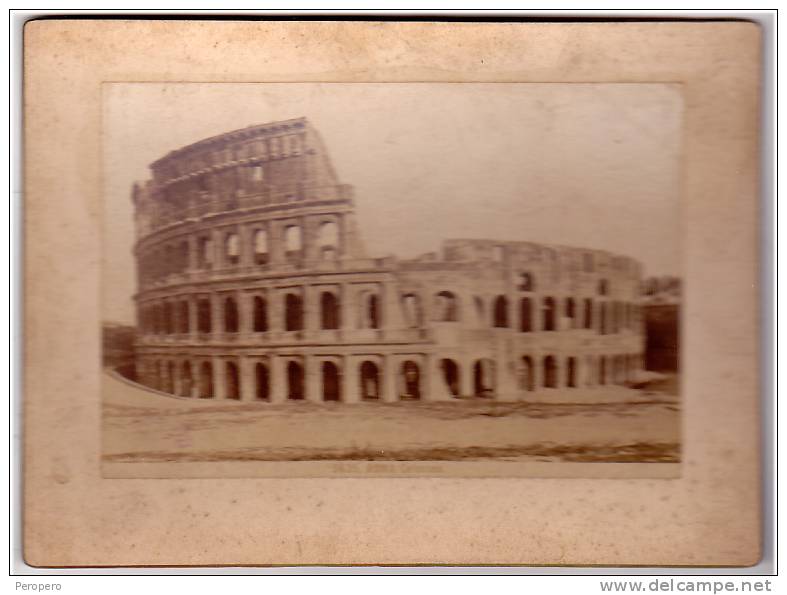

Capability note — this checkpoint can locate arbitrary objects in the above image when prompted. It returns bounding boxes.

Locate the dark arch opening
[285,293,304,331]
[197,299,212,334]
[322,361,341,401]
[543,356,558,388]
[253,296,268,332]
[567,357,577,388]
[493,295,508,328]
[440,358,460,396]
[434,291,459,322]
[473,359,496,397]
[599,357,607,385]
[226,361,240,399]
[320,292,340,330]
[180,361,192,397]
[224,297,239,333]
[543,297,556,331]
[287,361,304,400]
[367,294,380,329]
[360,361,380,400]
[255,362,270,401]
[520,297,532,332]
[401,360,421,400]
[584,298,593,330]
[520,356,535,391]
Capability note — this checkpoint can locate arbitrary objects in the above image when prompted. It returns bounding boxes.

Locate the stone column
[304,285,319,335]
[239,224,253,267]
[187,235,198,272]
[343,356,360,403]
[238,291,252,336]
[239,356,255,401]
[188,295,199,340]
[211,293,223,337]
[382,355,399,402]
[212,228,224,270]
[213,356,227,400]
[428,355,454,401]
[268,289,283,333]
[305,355,321,403]
[460,356,475,397]
[340,283,355,332]
[381,279,404,330]
[270,356,287,403]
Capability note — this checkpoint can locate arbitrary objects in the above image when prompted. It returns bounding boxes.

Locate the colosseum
[131,117,646,404]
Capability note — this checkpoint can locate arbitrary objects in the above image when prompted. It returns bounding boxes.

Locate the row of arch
[141,353,641,402]
[140,220,341,285]
[140,291,640,337]
[140,290,360,335]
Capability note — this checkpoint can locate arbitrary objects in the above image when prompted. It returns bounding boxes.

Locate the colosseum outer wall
[130,117,646,404]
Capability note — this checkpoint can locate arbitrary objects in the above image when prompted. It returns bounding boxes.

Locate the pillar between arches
[343,356,361,404]
[239,356,255,401]
[213,356,227,400]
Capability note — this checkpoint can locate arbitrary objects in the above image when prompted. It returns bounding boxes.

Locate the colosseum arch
[400,360,421,400]
[474,358,496,396]
[519,297,533,332]
[358,291,380,329]
[199,361,213,398]
[583,298,594,330]
[225,361,240,399]
[287,360,305,400]
[566,356,578,387]
[253,295,268,332]
[317,221,339,260]
[285,292,304,331]
[255,361,270,401]
[543,355,558,388]
[322,361,342,401]
[360,360,381,400]
[197,236,212,269]
[440,358,460,396]
[320,291,340,330]
[434,291,459,322]
[197,298,212,334]
[253,228,269,265]
[493,295,508,328]
[224,296,239,333]
[284,225,302,261]
[401,294,423,328]
[224,232,240,266]
[520,356,535,391]
[543,297,557,331]
[180,361,193,397]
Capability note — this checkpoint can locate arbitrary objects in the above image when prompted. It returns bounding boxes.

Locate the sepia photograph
[101,82,683,478]
[21,17,766,569]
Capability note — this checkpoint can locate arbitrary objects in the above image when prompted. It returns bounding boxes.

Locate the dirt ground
[102,372,681,464]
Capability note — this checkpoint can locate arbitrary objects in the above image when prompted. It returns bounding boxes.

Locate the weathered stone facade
[132,117,646,403]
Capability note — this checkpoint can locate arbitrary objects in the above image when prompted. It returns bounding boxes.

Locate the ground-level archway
[360,360,380,400]
[400,360,421,400]
[199,361,213,398]
[255,362,270,400]
[473,358,496,397]
[440,358,460,396]
[287,360,304,400]
[322,361,341,401]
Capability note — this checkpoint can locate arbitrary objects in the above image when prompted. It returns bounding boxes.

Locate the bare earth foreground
[102,372,680,464]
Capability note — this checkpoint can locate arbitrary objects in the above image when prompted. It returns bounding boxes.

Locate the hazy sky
[103,83,682,324]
